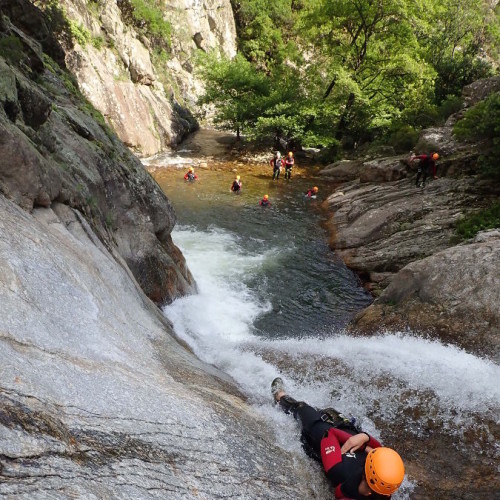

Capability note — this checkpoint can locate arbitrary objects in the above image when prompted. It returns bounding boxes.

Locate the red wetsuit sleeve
[365,433,382,449]
[321,428,354,473]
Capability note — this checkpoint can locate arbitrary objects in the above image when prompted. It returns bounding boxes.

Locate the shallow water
[148,130,500,498]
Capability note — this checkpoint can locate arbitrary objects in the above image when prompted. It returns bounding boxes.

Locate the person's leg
[416,168,422,187]
[272,379,330,456]
[422,169,428,187]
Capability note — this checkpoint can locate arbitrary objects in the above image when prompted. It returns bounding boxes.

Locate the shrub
[387,125,419,153]
[454,202,500,240]
[0,36,24,64]
[454,92,500,179]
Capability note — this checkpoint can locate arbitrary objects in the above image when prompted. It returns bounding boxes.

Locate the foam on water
[164,226,500,427]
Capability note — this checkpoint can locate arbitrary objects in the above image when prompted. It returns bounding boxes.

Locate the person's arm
[321,428,344,474]
[340,432,382,454]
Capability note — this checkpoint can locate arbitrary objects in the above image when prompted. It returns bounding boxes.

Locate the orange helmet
[432,153,439,160]
[263,194,269,200]
[313,186,319,192]
[365,447,405,496]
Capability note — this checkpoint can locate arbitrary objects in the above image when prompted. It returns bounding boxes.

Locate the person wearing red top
[184,167,199,181]
[259,194,271,207]
[271,378,405,499]
[411,152,439,187]
[284,152,295,180]
[270,152,284,180]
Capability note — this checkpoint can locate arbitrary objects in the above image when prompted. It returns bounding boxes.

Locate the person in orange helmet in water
[184,166,199,182]
[271,378,405,499]
[305,186,319,198]
[411,152,439,188]
[259,194,271,207]
[284,151,295,180]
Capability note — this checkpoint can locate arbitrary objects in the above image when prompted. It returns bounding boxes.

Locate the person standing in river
[284,152,294,180]
[270,151,284,180]
[271,377,405,499]
[411,152,439,188]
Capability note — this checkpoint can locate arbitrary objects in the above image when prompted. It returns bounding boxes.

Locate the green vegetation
[0,36,24,64]
[454,202,500,240]
[454,92,500,178]
[199,0,499,156]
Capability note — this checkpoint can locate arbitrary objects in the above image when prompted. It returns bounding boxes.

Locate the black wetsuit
[278,396,387,500]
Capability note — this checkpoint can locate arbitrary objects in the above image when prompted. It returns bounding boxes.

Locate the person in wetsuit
[184,167,199,181]
[270,152,284,180]
[259,194,271,207]
[271,378,405,499]
[305,186,319,198]
[231,175,242,193]
[284,152,294,180]
[411,153,439,187]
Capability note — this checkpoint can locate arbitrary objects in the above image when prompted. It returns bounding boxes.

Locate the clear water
[148,130,500,497]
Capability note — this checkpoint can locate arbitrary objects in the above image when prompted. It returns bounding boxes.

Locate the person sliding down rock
[271,378,405,499]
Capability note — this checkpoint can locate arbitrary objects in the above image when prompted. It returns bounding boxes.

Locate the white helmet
[276,151,281,158]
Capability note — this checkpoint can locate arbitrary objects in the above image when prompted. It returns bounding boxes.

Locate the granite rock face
[0,196,321,499]
[0,0,194,305]
[58,0,237,155]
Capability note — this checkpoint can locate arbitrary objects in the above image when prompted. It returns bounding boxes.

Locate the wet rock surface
[322,78,500,357]
[0,196,322,499]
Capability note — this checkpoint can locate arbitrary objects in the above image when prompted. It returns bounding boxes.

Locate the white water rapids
[163,225,500,497]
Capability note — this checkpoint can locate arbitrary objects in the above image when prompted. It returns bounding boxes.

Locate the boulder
[354,231,500,360]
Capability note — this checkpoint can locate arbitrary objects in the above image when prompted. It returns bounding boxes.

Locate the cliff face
[59,0,237,155]
[0,0,194,305]
[0,195,323,499]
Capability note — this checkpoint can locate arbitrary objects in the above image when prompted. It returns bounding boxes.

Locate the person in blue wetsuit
[271,378,405,499]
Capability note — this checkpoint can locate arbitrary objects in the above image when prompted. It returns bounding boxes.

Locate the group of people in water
[184,151,319,207]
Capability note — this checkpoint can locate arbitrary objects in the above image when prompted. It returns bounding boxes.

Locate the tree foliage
[454,91,500,178]
[196,53,270,138]
[200,0,499,154]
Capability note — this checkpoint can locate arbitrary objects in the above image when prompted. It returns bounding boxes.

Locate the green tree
[231,0,299,69]
[454,91,500,178]
[298,0,434,145]
[197,53,270,138]
[415,0,498,102]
